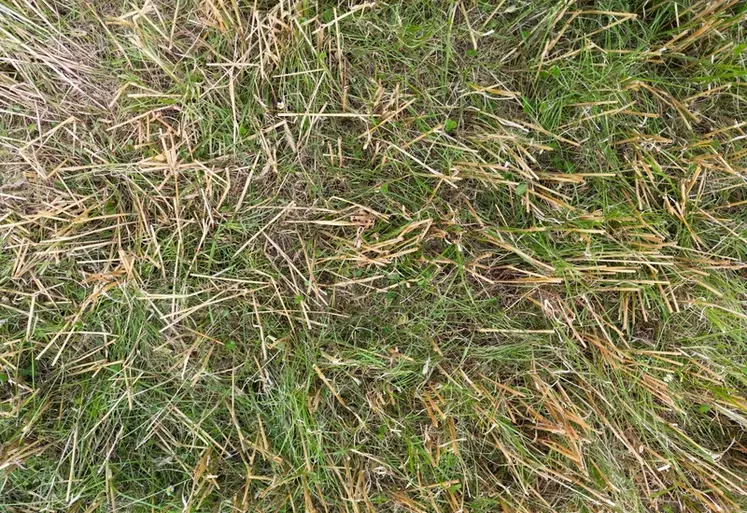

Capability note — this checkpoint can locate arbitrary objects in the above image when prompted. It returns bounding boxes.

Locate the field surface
[1,1,747,511]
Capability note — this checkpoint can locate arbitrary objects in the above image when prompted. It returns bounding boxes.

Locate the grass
[1,0,746,511]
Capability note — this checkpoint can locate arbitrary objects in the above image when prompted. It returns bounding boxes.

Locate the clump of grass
[1,0,746,512]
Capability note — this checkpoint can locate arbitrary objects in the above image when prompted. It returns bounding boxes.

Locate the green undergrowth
[1,1,746,512]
